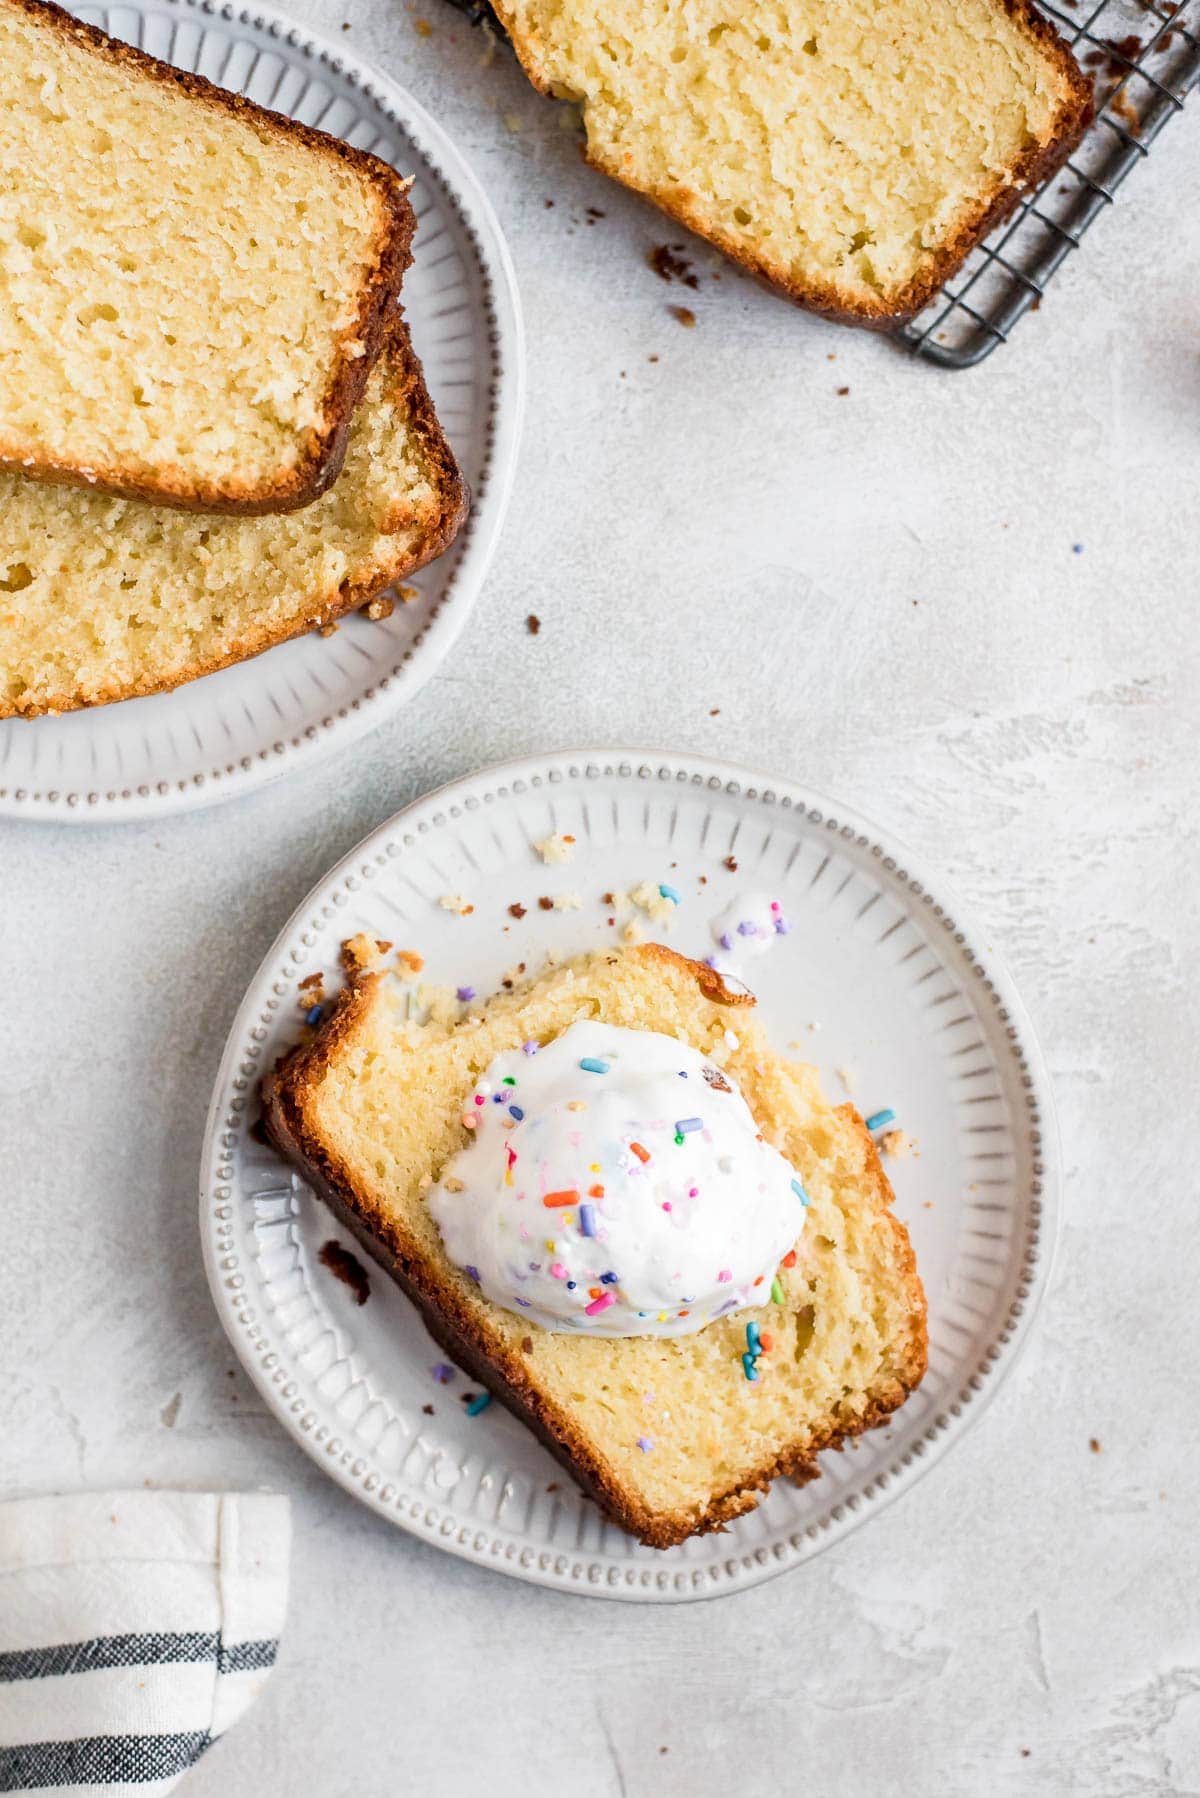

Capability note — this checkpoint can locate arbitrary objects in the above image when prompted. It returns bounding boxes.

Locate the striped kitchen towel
[0,1491,290,1794]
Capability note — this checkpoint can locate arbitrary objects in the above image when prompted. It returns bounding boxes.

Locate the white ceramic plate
[202,751,1059,1601]
[0,0,522,823]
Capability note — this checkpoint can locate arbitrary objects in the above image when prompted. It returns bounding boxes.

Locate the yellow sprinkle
[656,1311,667,1322]
[589,1163,600,1172]
[567,1101,587,1112]
[545,1239,556,1252]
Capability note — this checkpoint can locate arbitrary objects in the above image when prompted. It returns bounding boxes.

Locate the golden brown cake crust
[0,0,416,512]
[490,0,1093,327]
[262,946,928,1549]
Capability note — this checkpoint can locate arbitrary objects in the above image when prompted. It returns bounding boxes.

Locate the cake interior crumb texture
[0,0,412,507]
[492,0,1091,318]
[265,946,928,1547]
[0,321,466,716]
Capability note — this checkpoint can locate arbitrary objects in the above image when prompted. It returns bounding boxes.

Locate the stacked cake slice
[0,0,466,717]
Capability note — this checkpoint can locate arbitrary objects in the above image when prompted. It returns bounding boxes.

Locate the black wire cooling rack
[447,0,1198,366]
[905,0,1199,365]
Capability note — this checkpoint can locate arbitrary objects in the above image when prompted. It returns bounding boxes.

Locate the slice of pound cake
[0,0,414,511]
[263,944,927,1548]
[0,320,466,716]
[491,0,1092,322]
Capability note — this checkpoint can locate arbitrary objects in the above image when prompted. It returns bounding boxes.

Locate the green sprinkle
[502,1076,517,1086]
[771,1277,785,1305]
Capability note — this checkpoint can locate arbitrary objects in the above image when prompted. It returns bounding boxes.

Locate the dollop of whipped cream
[427,1021,807,1338]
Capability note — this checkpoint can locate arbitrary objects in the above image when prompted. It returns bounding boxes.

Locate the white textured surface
[3,2,1199,1790]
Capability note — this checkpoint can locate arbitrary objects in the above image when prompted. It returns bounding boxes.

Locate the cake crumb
[551,891,583,911]
[880,1129,915,1159]
[1089,1437,1102,1453]
[439,894,475,916]
[622,919,646,945]
[537,895,554,911]
[317,621,338,637]
[398,584,420,604]
[422,1404,435,1415]
[413,16,432,35]
[298,972,324,991]
[835,1064,858,1095]
[318,1240,370,1306]
[534,833,576,864]
[723,855,738,872]
[526,613,541,634]
[648,244,698,289]
[395,949,425,978]
[836,386,850,397]
[341,934,393,976]
[362,594,395,622]
[508,902,527,919]
[670,305,696,328]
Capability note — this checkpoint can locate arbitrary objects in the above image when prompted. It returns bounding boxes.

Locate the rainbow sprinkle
[579,1202,597,1237]
[675,1117,703,1134]
[866,1108,897,1132]
[585,1291,616,1316]
[466,1392,492,1416]
[770,1277,785,1305]
[636,1435,654,1452]
[741,1352,760,1382]
[791,1178,811,1206]
[579,1057,609,1074]
[658,883,681,904]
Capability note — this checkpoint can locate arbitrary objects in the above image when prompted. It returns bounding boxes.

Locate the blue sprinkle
[1072,543,1084,554]
[600,1271,619,1285]
[866,1109,896,1132]
[566,1280,577,1290]
[737,920,758,937]
[741,1352,760,1382]
[305,1004,324,1026]
[659,883,681,903]
[791,1177,811,1206]
[579,1203,597,1238]
[579,1057,609,1074]
[746,1321,761,1354]
[675,1117,703,1134]
[466,1392,492,1416]
[456,986,475,1003]
[492,1093,504,1103]
[509,1104,525,1121]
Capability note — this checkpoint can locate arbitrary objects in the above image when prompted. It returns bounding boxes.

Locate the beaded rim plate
[201,750,1060,1602]
[0,0,523,823]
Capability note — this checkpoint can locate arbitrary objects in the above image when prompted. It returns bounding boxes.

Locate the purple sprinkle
[636,1436,654,1453]
[522,1040,539,1055]
[675,1117,703,1134]
[737,920,758,937]
[579,1202,597,1237]
[515,1296,531,1307]
[431,1363,455,1383]
[456,986,475,1002]
[464,1265,481,1284]
[773,916,791,935]
[703,955,718,969]
[719,932,733,951]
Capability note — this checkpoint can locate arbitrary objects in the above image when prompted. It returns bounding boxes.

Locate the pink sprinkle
[770,900,781,912]
[474,1095,485,1106]
[551,1261,568,1279]
[585,1291,616,1316]
[661,1202,672,1212]
[688,1186,698,1197]
[717,1268,732,1282]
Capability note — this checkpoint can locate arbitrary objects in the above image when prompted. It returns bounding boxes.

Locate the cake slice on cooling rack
[263,943,927,1548]
[488,0,1092,324]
